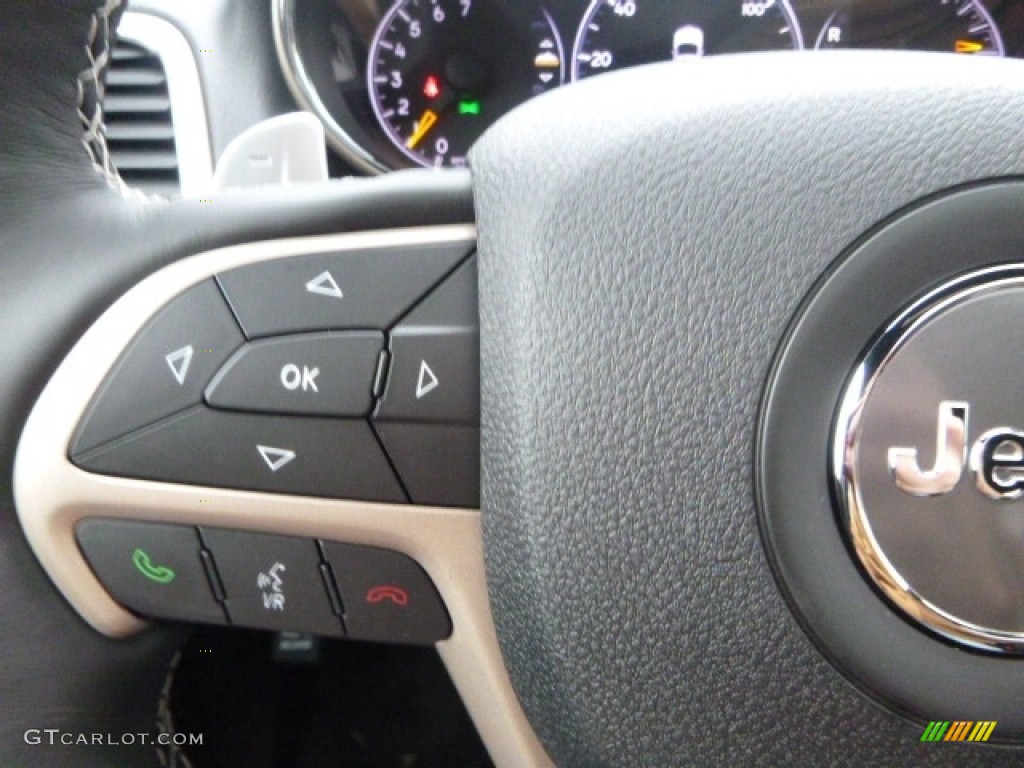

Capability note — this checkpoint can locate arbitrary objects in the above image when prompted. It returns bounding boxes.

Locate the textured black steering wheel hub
[472,54,1024,764]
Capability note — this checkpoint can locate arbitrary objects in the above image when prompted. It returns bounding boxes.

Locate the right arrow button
[374,257,479,425]
[373,257,480,508]
[415,360,440,400]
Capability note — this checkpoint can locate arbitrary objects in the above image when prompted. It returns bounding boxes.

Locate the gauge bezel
[273,0,391,175]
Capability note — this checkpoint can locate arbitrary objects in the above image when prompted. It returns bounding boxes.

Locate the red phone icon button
[321,542,451,643]
[365,585,409,607]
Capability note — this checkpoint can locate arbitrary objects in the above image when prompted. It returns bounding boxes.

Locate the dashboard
[274,0,1024,173]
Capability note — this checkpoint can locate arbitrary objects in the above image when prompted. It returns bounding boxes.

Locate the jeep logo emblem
[829,261,1024,651]
[889,401,1024,500]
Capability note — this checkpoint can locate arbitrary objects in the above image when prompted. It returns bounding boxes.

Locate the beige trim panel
[13,225,552,768]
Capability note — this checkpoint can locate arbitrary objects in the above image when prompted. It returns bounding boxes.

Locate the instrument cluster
[273,1,1024,172]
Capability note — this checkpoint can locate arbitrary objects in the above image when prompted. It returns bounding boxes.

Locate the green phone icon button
[132,548,176,584]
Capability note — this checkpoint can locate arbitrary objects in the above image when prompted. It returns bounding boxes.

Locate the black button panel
[373,257,480,506]
[376,331,479,424]
[375,423,480,507]
[375,257,479,425]
[200,529,343,637]
[71,280,245,455]
[76,519,226,625]
[216,242,472,338]
[74,407,405,502]
[321,540,452,645]
[71,245,479,507]
[78,520,450,646]
[205,331,384,417]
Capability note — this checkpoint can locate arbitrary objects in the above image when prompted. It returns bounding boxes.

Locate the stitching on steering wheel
[77,0,130,192]
[154,649,193,768]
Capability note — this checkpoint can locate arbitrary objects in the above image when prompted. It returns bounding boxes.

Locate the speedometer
[368,0,564,168]
[572,0,803,81]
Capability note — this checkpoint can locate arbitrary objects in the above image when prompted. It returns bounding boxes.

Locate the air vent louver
[104,40,180,197]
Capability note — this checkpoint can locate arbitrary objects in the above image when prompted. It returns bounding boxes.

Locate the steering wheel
[4,1,1024,766]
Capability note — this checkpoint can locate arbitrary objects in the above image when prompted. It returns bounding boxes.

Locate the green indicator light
[458,100,481,116]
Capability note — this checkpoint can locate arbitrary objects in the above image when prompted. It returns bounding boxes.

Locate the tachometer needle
[406,109,439,149]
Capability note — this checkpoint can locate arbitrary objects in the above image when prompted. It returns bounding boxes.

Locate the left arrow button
[165,345,194,386]
[71,280,245,456]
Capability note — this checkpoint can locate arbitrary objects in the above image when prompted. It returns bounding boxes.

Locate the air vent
[104,39,180,197]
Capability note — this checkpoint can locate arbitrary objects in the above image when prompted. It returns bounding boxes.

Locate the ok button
[206,332,384,417]
[280,364,320,393]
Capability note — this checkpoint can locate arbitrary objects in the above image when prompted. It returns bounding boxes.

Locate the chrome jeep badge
[834,268,1024,653]
[889,400,1024,501]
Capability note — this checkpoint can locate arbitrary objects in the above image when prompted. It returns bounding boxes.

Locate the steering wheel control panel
[77,518,451,644]
[69,242,480,508]
[15,226,548,764]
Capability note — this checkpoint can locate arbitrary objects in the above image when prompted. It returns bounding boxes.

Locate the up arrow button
[216,240,473,337]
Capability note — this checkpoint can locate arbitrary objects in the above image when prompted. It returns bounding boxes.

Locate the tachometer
[814,0,1004,56]
[368,0,564,168]
[572,0,803,81]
